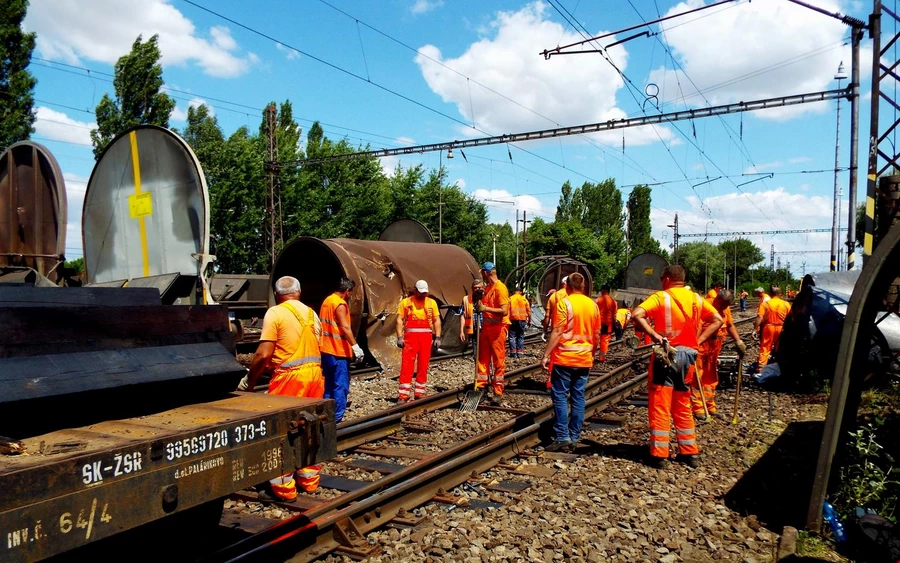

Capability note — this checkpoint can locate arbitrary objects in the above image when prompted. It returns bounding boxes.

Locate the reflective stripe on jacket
[320,293,352,358]
[551,293,601,368]
[277,301,321,368]
[399,296,439,331]
[510,294,530,321]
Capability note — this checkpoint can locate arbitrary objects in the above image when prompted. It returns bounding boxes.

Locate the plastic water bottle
[823,501,847,543]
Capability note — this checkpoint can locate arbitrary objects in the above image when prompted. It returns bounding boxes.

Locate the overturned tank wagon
[271,237,481,371]
[616,252,669,306]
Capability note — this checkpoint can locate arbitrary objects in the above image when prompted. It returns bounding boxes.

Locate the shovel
[460,312,483,412]
[731,356,744,425]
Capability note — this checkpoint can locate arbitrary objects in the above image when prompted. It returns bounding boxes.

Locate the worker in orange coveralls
[508,287,532,358]
[459,279,485,352]
[706,281,723,301]
[595,284,617,362]
[542,278,568,336]
[755,286,791,367]
[396,280,442,402]
[632,265,722,469]
[476,262,510,405]
[692,289,747,420]
[614,303,631,341]
[240,276,324,499]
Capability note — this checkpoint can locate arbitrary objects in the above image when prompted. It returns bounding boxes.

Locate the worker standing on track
[319,277,364,423]
[632,266,723,469]
[692,289,747,420]
[706,281,723,301]
[459,279,485,352]
[542,273,601,452]
[595,284,617,362]
[739,289,749,312]
[508,287,531,358]
[240,276,324,499]
[614,303,631,341]
[476,262,510,404]
[755,286,791,367]
[396,280,442,402]
[542,278,568,335]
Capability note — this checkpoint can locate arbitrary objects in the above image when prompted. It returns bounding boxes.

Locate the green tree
[674,241,724,290]
[90,35,175,158]
[0,0,37,148]
[717,238,764,286]
[63,257,84,274]
[626,184,662,258]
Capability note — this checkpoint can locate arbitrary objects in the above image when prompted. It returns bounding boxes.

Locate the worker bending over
[241,276,324,499]
[614,303,631,341]
[632,266,722,469]
[542,273,600,452]
[755,286,791,367]
[476,262,509,404]
[595,284,617,361]
[692,289,746,419]
[508,288,531,358]
[319,277,364,423]
[396,280,441,401]
[459,279,484,351]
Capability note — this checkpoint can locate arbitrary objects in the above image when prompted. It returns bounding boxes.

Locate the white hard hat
[415,280,429,293]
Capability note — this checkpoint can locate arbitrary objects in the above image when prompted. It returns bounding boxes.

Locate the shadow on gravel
[724,420,824,531]
[580,439,647,463]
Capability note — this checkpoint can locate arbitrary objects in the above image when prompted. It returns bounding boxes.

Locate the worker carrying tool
[632,265,723,469]
[614,302,631,341]
[542,273,601,452]
[754,285,791,367]
[239,276,324,499]
[319,277,364,423]
[595,284,617,362]
[396,280,442,402]
[508,287,532,358]
[692,289,747,420]
[476,262,510,404]
[706,281,723,301]
[459,279,485,352]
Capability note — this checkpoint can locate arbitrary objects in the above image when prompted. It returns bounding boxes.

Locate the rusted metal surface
[378,218,434,243]
[272,237,480,370]
[537,257,593,300]
[0,142,67,283]
[624,252,668,290]
[0,393,336,563]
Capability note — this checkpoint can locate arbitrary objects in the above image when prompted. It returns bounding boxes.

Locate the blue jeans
[322,353,350,422]
[740,298,746,312]
[550,365,590,442]
[508,320,526,352]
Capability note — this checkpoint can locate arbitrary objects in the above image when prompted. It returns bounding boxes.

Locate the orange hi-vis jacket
[510,293,531,321]
[462,293,475,335]
[638,287,719,349]
[756,293,771,316]
[705,289,718,300]
[546,288,568,326]
[704,295,733,338]
[482,281,510,326]
[615,308,631,327]
[551,293,601,368]
[761,296,791,326]
[320,293,352,358]
[595,294,617,326]
[398,296,439,333]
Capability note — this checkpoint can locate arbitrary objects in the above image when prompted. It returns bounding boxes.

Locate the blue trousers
[322,353,350,422]
[740,297,746,312]
[550,365,590,443]
[508,320,526,352]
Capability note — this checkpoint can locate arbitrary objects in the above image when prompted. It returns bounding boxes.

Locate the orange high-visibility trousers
[598,327,612,360]
[399,331,432,400]
[648,362,699,459]
[692,338,722,414]
[758,324,783,366]
[477,324,507,396]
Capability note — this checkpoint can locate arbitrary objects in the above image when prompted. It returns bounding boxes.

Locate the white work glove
[352,344,364,362]
[541,332,547,342]
[237,373,250,391]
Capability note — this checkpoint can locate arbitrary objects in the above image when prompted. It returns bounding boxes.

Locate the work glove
[541,332,547,343]
[237,372,250,391]
[432,337,441,352]
[736,340,747,358]
[352,344,365,362]
[397,337,405,349]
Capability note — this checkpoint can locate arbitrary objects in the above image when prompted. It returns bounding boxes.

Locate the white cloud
[33,106,96,145]
[471,188,550,224]
[789,156,814,165]
[415,2,673,146]
[455,178,467,189]
[743,161,783,174]
[395,136,416,145]
[25,0,258,77]
[63,172,89,259]
[411,0,444,14]
[648,0,869,121]
[170,98,215,122]
[275,42,300,60]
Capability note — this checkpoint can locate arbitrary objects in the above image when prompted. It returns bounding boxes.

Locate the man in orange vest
[459,279,484,351]
[241,276,324,500]
[542,277,568,336]
[476,262,510,403]
[396,280,442,402]
[595,284,617,362]
[319,277,364,423]
[614,303,631,341]
[755,286,791,367]
[508,287,531,358]
[692,289,747,419]
[706,281,723,301]
[542,273,601,451]
[632,266,723,469]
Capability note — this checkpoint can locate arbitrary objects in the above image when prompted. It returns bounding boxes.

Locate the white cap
[562,275,568,284]
[415,280,429,293]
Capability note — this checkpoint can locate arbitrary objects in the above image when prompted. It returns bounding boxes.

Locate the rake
[460,312,483,412]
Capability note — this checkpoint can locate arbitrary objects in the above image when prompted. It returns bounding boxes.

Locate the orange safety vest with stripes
[319,293,352,358]
[637,287,719,349]
[761,296,791,326]
[482,280,510,326]
[551,293,601,368]
[274,302,321,370]
[398,296,439,332]
[510,293,530,321]
[462,294,475,335]
[546,288,567,325]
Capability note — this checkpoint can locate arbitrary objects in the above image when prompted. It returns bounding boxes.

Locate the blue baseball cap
[481,261,495,271]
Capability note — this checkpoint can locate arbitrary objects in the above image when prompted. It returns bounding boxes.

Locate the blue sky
[22,0,877,276]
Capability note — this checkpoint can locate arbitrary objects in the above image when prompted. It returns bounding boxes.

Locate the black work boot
[678,454,700,468]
